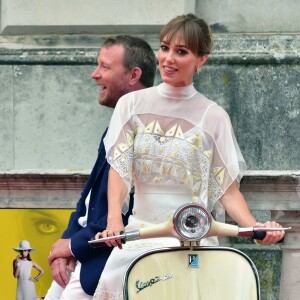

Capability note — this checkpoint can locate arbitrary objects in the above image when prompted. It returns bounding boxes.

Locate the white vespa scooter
[89,203,290,300]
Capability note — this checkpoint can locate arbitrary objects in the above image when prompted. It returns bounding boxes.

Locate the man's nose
[91,67,101,79]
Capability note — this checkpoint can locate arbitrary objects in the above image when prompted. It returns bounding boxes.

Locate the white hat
[13,240,36,252]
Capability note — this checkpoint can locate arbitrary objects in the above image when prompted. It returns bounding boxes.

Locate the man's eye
[100,64,109,70]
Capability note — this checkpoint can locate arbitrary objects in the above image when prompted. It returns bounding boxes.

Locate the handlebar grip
[252,231,266,240]
[89,231,126,248]
[89,238,109,248]
[252,231,285,243]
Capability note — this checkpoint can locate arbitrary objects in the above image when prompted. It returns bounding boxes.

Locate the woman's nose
[166,52,175,64]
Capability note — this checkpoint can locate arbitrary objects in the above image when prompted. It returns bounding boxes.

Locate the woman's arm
[32,261,44,282]
[96,167,128,248]
[220,180,285,244]
[13,257,20,278]
[220,180,256,227]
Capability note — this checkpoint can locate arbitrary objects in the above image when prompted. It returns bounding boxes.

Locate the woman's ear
[197,54,209,69]
[129,67,142,85]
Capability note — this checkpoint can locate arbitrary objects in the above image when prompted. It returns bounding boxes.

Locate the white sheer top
[104,83,246,220]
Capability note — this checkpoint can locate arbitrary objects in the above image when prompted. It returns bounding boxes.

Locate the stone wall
[1,33,299,171]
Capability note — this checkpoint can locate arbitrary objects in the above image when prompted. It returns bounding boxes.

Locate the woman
[13,240,44,300]
[93,14,284,299]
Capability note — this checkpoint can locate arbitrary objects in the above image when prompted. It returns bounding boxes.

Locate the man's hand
[48,239,73,266]
[50,257,76,288]
[48,239,76,287]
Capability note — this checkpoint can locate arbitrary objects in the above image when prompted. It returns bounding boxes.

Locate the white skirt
[93,185,218,300]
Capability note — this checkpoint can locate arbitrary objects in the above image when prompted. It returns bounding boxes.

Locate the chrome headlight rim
[173,203,212,241]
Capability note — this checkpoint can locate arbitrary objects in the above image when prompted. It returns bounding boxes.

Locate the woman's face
[20,250,29,258]
[158,35,207,87]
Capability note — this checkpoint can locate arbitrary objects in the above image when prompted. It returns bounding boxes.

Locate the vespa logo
[188,254,199,268]
[135,273,173,293]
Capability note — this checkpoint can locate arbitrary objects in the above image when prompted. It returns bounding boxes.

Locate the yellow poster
[1,208,74,299]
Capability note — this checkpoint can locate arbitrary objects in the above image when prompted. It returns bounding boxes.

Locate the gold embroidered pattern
[111,120,225,211]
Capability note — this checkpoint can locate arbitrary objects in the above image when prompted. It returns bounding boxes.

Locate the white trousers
[44,262,92,300]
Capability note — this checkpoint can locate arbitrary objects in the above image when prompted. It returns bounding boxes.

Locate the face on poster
[1,209,74,299]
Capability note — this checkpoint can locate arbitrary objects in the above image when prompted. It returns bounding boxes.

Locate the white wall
[196,0,300,32]
[1,0,196,34]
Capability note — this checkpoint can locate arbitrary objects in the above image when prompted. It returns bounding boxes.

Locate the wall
[0,0,299,172]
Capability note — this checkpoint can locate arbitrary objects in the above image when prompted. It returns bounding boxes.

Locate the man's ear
[129,67,142,85]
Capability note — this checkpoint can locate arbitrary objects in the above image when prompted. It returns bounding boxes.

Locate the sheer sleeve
[203,104,247,220]
[104,93,135,214]
[103,88,247,218]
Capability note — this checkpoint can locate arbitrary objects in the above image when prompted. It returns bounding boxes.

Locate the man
[45,35,156,300]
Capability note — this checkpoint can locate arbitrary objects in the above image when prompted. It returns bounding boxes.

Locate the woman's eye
[160,45,168,51]
[177,49,187,55]
[34,220,59,234]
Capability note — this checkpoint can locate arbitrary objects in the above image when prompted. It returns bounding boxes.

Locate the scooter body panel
[124,246,260,300]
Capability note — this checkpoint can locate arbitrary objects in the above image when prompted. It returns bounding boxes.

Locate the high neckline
[158,82,197,99]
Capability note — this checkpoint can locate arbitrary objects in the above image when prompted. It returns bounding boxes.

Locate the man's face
[91,44,132,108]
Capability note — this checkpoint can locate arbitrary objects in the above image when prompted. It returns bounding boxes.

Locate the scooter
[89,203,290,300]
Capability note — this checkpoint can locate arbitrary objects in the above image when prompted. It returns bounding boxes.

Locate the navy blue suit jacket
[61,128,133,295]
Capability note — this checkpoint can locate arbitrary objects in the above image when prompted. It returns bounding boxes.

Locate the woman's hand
[99,167,128,249]
[95,218,125,249]
[14,256,20,268]
[254,221,285,244]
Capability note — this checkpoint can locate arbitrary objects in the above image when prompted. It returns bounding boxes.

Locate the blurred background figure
[0,209,72,299]
[13,240,44,300]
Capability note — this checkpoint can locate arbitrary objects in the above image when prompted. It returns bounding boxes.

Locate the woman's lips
[163,65,177,74]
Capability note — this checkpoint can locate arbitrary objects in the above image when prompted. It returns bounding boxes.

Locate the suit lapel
[80,128,108,201]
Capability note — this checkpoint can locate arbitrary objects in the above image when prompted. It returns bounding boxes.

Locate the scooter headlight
[173,204,211,241]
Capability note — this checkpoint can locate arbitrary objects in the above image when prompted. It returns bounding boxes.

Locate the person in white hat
[13,240,44,300]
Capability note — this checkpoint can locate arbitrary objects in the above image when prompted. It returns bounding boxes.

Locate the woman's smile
[158,37,203,87]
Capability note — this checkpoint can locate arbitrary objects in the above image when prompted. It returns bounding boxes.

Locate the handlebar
[88,225,290,248]
[89,231,127,248]
[88,203,290,248]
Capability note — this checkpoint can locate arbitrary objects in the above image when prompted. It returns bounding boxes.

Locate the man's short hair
[102,35,157,88]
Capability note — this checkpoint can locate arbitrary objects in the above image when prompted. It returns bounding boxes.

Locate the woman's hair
[160,13,213,57]
[102,35,157,88]
[20,251,32,261]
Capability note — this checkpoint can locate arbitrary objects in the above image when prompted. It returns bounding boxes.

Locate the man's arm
[48,129,134,288]
[47,214,108,266]
[49,256,76,288]
[47,136,106,287]
[48,203,132,288]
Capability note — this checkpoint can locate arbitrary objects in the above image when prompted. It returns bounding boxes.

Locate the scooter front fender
[123,246,260,300]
